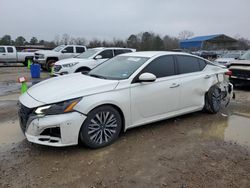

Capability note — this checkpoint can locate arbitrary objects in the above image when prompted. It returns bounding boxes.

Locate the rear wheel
[79,105,122,148]
[204,85,222,114]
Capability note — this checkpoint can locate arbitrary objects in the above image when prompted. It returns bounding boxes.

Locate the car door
[6,47,16,62]
[93,49,114,67]
[175,55,210,111]
[61,46,75,59]
[130,55,180,126]
[0,47,7,63]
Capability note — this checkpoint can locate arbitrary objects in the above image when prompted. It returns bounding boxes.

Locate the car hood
[35,50,60,56]
[26,73,119,104]
[55,58,94,65]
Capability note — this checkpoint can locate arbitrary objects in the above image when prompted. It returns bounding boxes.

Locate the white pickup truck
[34,45,87,71]
[0,46,34,65]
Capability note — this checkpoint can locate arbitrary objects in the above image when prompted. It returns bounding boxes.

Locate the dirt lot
[0,67,250,188]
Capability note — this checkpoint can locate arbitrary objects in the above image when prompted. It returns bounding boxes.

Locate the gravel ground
[0,67,250,188]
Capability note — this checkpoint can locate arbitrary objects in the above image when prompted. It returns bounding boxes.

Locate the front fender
[74,89,131,130]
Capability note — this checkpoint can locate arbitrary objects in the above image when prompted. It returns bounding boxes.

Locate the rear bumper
[230,76,250,86]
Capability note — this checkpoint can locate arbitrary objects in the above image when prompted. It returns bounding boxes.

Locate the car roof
[92,47,134,50]
[119,51,191,58]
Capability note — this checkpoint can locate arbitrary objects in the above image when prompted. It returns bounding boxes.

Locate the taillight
[225,70,232,76]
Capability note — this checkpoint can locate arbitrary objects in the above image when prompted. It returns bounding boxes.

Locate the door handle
[2,54,6,55]
[204,75,211,79]
[170,83,180,88]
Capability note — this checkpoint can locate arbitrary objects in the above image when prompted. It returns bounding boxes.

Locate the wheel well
[46,57,58,63]
[25,56,34,61]
[75,66,91,72]
[89,104,125,133]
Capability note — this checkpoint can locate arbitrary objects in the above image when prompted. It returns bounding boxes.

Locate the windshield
[89,56,149,80]
[53,45,65,52]
[239,50,250,60]
[76,49,100,59]
[222,53,240,59]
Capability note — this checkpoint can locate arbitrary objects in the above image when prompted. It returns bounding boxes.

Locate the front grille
[18,103,34,133]
[231,69,250,79]
[54,65,62,72]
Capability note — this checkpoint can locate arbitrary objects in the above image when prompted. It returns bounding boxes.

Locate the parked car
[0,45,34,65]
[21,49,40,52]
[53,47,135,75]
[34,45,87,71]
[18,51,233,148]
[228,50,250,86]
[214,51,244,66]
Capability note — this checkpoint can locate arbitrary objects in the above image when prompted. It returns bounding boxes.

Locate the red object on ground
[18,76,27,83]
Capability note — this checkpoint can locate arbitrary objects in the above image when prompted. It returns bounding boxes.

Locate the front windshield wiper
[87,73,107,79]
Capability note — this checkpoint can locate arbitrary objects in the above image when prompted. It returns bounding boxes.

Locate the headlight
[62,62,79,68]
[38,54,45,59]
[35,98,81,116]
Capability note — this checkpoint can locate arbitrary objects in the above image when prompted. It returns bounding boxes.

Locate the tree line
[0,31,249,50]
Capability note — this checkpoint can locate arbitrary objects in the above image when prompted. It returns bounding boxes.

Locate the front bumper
[21,111,86,147]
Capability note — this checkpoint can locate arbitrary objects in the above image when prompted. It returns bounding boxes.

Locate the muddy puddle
[224,114,250,147]
[0,80,43,96]
[0,120,25,153]
[196,113,250,147]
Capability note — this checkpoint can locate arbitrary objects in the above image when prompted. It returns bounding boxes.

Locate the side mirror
[95,55,102,60]
[138,73,156,83]
[61,49,67,53]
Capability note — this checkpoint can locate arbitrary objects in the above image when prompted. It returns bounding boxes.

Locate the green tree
[15,36,26,46]
[0,35,12,45]
[152,35,164,50]
[127,34,140,49]
[30,37,38,45]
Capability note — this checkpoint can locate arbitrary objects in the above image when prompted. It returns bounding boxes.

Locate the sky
[0,0,250,41]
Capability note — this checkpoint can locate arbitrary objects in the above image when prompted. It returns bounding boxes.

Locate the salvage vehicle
[34,45,87,71]
[228,50,250,86]
[214,51,244,66]
[18,51,233,148]
[0,45,34,65]
[53,47,135,75]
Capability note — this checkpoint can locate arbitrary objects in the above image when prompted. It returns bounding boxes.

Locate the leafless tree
[61,33,70,45]
[178,30,194,40]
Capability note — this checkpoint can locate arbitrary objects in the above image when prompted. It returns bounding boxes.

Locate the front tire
[46,60,56,71]
[79,105,122,149]
[204,85,222,114]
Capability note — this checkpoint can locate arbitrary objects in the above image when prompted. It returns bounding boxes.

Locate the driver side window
[63,46,74,53]
[97,50,113,59]
[141,55,176,78]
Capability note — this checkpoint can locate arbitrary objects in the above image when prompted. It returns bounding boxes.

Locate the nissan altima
[18,51,233,148]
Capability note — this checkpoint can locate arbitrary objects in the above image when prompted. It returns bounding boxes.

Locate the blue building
[180,34,237,50]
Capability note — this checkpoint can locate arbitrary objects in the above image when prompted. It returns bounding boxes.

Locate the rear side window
[176,55,200,74]
[0,47,6,53]
[7,47,14,53]
[198,59,207,70]
[76,47,85,53]
[141,55,175,78]
[114,49,132,56]
[98,50,113,59]
[63,46,74,53]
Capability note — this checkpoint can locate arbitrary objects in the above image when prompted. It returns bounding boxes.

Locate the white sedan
[18,51,233,148]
